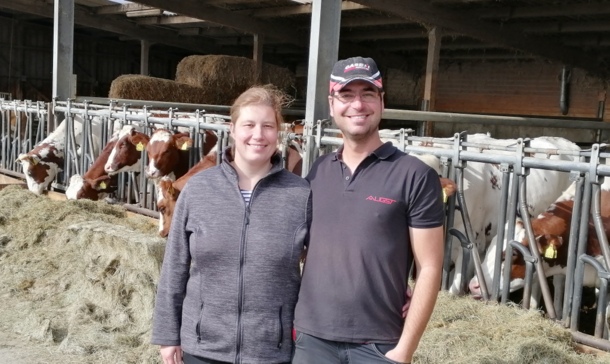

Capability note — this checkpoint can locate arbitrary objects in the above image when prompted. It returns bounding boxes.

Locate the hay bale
[175,55,296,105]
[108,74,218,104]
[0,186,163,363]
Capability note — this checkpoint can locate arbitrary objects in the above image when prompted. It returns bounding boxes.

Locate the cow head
[9,111,28,136]
[146,130,192,179]
[157,177,180,238]
[16,144,64,195]
[66,174,116,201]
[469,201,574,299]
[105,126,150,174]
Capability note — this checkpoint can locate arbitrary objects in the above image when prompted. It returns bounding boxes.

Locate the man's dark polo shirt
[294,142,444,343]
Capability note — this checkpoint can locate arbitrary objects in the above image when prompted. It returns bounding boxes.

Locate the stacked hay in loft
[108,74,217,104]
[0,186,163,363]
[175,55,296,105]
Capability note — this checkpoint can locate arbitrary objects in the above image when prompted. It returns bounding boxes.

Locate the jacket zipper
[235,200,252,364]
[233,175,268,363]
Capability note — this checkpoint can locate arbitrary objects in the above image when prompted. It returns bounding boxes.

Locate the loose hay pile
[0,186,609,363]
[417,292,609,364]
[175,55,296,105]
[0,186,164,364]
[108,74,217,104]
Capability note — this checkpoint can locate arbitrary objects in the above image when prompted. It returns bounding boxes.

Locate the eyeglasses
[332,91,380,104]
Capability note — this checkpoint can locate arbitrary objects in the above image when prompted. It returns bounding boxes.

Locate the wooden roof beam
[132,0,308,46]
[246,1,366,18]
[341,15,408,27]
[342,28,432,41]
[477,3,610,20]
[96,3,157,15]
[351,0,606,76]
[516,20,610,34]
[177,27,244,37]
[135,15,212,26]
[4,0,221,54]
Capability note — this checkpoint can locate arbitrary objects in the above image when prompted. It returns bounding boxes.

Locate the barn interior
[2,1,610,361]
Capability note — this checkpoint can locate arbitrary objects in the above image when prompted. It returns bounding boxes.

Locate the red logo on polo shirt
[366,196,396,205]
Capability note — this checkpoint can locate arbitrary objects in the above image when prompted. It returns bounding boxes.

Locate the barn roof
[2,0,610,78]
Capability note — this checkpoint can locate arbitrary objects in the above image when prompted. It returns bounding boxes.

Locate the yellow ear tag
[442,189,448,203]
[544,245,557,259]
[180,142,188,151]
[168,185,174,195]
[31,159,38,165]
[136,142,144,151]
[99,181,107,190]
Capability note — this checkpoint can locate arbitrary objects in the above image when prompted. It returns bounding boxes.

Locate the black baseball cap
[329,56,383,93]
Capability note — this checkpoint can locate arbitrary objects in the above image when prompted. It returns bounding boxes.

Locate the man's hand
[385,347,411,364]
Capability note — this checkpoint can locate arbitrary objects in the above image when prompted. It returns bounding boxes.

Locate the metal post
[52,0,74,100]
[140,40,151,75]
[303,0,341,173]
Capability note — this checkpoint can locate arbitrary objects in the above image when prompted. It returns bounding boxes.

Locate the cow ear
[533,234,561,260]
[542,237,560,259]
[69,174,84,185]
[21,155,40,165]
[175,135,193,151]
[439,178,457,202]
[91,176,112,190]
[158,178,175,197]
[130,133,150,151]
[16,153,29,164]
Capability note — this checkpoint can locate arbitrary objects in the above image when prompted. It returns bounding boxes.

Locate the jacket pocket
[370,343,401,364]
[195,302,204,343]
[277,306,283,349]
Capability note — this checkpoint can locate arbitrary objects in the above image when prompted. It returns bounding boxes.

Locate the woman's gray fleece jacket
[151,153,310,364]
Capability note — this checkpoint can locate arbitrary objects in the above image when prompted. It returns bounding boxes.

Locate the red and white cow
[437,134,581,295]
[145,129,194,181]
[104,125,151,175]
[65,125,150,200]
[16,119,70,194]
[9,111,28,137]
[65,138,119,201]
[16,113,115,195]
[145,128,217,236]
[469,179,610,300]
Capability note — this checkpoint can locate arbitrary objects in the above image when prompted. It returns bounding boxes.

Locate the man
[293,56,445,364]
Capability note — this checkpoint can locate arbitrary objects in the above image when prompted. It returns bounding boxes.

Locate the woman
[151,86,310,364]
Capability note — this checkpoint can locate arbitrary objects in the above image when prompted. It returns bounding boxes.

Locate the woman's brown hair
[230,85,291,128]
